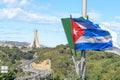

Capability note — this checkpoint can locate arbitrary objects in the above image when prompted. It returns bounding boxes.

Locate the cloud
[36,3,51,10]
[0,0,57,24]
[100,21,120,31]
[0,8,22,19]
[88,11,101,21]
[20,0,30,6]
[56,12,81,18]
[0,0,30,7]
[1,0,17,5]
[115,16,120,20]
[0,0,17,7]
[0,8,59,24]
[44,29,64,33]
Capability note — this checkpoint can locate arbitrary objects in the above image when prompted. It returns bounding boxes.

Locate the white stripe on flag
[75,22,87,29]
[76,35,112,43]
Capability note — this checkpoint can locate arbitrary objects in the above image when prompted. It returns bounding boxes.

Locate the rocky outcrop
[31,59,51,71]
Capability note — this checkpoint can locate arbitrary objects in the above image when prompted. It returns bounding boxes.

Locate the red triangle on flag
[71,19,85,43]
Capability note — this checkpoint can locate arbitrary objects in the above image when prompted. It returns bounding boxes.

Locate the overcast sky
[0,0,120,47]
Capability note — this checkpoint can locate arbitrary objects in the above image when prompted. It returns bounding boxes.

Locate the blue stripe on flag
[75,41,112,50]
[83,29,111,37]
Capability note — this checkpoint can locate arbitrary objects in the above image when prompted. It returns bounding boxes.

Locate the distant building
[1,66,8,73]
[0,41,29,49]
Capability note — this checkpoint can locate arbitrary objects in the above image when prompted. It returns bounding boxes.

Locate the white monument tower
[29,29,40,48]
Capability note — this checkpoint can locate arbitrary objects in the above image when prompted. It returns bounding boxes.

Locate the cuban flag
[71,18,113,50]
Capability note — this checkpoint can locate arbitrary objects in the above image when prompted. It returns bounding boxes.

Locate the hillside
[34,44,120,80]
[0,44,120,80]
[0,46,35,79]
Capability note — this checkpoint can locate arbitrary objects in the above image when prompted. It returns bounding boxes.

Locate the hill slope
[34,44,120,80]
[0,44,120,80]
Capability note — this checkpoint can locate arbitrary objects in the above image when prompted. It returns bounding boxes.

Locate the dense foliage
[0,46,34,79]
[0,71,16,80]
[34,44,120,80]
[0,45,120,80]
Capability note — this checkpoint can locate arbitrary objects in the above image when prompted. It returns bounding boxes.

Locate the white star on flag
[73,28,78,35]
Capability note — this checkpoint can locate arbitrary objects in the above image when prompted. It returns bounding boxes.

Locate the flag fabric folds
[71,18,113,50]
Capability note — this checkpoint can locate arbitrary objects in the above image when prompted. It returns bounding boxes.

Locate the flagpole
[82,0,87,19]
[81,0,87,80]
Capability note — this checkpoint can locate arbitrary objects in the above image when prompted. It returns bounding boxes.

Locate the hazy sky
[0,0,120,47]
